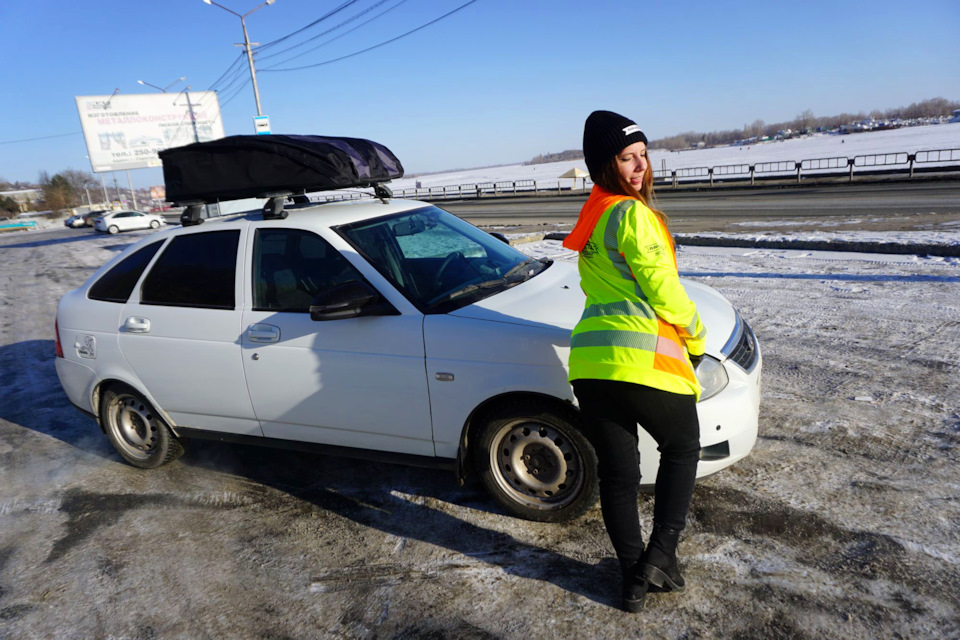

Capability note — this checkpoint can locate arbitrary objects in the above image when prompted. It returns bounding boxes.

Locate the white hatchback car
[55,197,761,522]
[93,209,164,234]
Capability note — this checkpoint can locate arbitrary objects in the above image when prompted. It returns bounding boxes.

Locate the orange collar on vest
[562,185,633,252]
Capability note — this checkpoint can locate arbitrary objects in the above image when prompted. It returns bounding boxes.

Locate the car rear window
[141,230,239,309]
[88,240,164,303]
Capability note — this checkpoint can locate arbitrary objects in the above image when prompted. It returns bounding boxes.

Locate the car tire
[100,384,183,469]
[149,220,160,229]
[108,225,119,235]
[474,398,598,522]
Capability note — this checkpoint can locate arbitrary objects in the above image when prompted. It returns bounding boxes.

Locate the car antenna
[373,183,392,204]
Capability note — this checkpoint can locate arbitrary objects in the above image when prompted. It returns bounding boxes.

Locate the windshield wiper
[501,258,541,281]
[426,259,544,310]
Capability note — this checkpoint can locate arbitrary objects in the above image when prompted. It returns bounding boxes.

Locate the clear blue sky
[1,0,957,188]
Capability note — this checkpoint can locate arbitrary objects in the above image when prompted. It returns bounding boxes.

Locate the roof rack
[159,135,404,211]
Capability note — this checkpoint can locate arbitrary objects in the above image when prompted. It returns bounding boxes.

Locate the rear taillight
[55,319,64,358]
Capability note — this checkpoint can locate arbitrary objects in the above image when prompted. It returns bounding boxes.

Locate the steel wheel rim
[110,394,160,461]
[488,420,584,510]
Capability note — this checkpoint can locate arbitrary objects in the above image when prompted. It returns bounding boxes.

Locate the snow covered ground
[390,123,960,191]
[0,222,958,638]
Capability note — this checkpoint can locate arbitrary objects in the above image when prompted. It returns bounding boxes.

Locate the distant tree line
[526,150,585,165]
[527,97,960,162]
[0,169,101,217]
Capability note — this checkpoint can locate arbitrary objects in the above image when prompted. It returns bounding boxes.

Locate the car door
[118,226,262,436]
[239,226,434,456]
[109,212,131,231]
[126,212,146,230]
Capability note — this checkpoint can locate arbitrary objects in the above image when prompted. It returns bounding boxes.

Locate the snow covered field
[0,223,958,638]
[390,123,960,191]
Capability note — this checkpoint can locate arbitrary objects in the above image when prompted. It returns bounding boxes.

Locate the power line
[206,53,247,91]
[256,0,364,53]
[257,0,398,63]
[260,0,412,69]
[219,78,253,109]
[262,0,480,73]
[0,132,81,145]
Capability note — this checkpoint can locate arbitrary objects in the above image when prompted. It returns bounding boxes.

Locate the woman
[564,110,706,612]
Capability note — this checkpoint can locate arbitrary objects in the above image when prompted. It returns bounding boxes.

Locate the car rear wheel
[149,220,160,229]
[474,399,598,522]
[108,225,119,234]
[100,384,183,469]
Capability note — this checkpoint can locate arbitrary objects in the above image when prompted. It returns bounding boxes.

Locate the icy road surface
[0,227,958,639]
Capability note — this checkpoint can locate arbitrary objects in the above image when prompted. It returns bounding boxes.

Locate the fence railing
[323,146,960,202]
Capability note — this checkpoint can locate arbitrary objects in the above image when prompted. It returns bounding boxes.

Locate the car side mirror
[309,281,390,321]
[490,232,510,244]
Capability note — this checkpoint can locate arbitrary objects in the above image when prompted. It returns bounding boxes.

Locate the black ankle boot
[620,560,648,613]
[640,525,685,592]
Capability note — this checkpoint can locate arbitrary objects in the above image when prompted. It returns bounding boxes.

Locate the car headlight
[696,355,729,401]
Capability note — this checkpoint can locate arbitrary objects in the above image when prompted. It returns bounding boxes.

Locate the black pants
[572,379,700,565]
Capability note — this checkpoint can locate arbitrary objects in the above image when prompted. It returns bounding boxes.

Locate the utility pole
[99,173,108,206]
[202,0,275,117]
[126,170,138,210]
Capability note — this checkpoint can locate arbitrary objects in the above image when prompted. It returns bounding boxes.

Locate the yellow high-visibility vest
[568,193,706,399]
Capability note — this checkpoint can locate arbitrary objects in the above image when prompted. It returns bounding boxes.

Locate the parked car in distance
[82,209,111,227]
[55,198,762,523]
[93,210,165,234]
[64,214,86,228]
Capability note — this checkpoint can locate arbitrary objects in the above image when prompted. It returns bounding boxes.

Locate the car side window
[88,240,164,303]
[253,228,364,312]
[141,230,239,309]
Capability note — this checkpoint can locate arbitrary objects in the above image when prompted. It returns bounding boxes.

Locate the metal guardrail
[916,148,959,163]
[854,152,909,167]
[801,156,847,170]
[353,145,960,201]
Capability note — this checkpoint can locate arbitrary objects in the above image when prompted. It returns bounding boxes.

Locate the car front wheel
[108,225,119,234]
[149,220,160,229]
[474,399,598,522]
[100,384,183,469]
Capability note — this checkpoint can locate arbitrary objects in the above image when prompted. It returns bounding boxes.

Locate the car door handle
[247,323,280,343]
[123,317,151,333]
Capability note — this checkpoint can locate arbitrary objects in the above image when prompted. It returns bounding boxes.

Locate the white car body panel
[239,311,434,456]
[55,198,761,490]
[94,210,164,233]
[427,261,761,480]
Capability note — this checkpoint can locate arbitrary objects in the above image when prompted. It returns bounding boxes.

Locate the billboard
[75,92,225,172]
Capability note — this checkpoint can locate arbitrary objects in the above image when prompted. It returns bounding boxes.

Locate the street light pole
[202,0,275,117]
[137,76,186,93]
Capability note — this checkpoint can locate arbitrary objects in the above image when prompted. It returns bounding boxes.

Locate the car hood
[449,261,736,357]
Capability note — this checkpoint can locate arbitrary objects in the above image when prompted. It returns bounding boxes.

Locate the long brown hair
[594,152,669,231]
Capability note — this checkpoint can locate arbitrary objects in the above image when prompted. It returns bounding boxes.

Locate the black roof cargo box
[159,134,404,204]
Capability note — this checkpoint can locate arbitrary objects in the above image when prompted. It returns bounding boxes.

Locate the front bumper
[638,342,762,486]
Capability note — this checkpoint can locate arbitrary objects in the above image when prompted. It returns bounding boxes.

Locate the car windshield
[337,206,550,313]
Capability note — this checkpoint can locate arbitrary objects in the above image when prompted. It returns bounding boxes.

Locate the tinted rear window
[141,230,239,309]
[88,241,164,303]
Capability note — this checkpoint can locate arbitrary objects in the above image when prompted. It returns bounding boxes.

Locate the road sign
[254,115,271,135]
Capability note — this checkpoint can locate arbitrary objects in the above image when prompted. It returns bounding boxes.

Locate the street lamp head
[202,0,212,4]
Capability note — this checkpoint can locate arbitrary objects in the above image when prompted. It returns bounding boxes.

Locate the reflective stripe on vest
[569,196,701,397]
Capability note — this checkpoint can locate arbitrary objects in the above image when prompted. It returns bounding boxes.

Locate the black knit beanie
[582,110,648,180]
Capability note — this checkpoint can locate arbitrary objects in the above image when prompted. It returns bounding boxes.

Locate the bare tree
[61,169,100,207]
[40,173,77,212]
